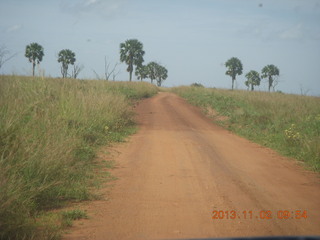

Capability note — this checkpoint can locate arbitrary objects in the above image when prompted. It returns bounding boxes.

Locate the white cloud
[279,23,304,41]
[6,24,22,32]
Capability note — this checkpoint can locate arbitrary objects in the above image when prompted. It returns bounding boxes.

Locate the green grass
[61,209,88,227]
[172,86,320,171]
[0,75,158,240]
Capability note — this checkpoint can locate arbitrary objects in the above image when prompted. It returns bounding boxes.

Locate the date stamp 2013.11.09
[212,210,308,220]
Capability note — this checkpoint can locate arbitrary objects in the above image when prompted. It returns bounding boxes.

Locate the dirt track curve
[64,92,320,240]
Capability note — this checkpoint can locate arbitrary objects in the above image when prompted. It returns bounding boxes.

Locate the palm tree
[120,39,145,81]
[261,64,280,92]
[155,65,168,87]
[245,70,261,91]
[25,43,44,76]
[135,65,148,81]
[225,57,243,90]
[146,62,168,86]
[147,62,158,84]
[58,49,76,78]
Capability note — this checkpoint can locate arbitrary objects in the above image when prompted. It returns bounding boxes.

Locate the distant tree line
[5,41,282,91]
[120,39,168,86]
[225,57,280,92]
[19,39,168,86]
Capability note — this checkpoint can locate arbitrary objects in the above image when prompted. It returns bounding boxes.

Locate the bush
[190,83,204,87]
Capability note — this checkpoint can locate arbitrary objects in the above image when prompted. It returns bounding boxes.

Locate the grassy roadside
[0,75,158,239]
[172,86,320,172]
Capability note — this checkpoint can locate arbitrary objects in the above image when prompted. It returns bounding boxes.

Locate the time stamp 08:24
[212,210,308,220]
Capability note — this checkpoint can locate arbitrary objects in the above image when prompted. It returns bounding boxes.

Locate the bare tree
[71,64,84,79]
[92,69,102,80]
[104,56,120,80]
[272,75,280,92]
[299,84,310,96]
[112,67,121,81]
[93,56,121,80]
[0,45,17,70]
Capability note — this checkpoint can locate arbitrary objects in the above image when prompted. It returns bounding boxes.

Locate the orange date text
[212,210,308,220]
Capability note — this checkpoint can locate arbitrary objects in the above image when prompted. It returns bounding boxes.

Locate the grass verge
[172,86,320,172]
[0,75,158,239]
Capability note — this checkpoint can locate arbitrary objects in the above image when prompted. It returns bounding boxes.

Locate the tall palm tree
[58,49,76,78]
[245,70,261,91]
[261,64,280,92]
[120,39,145,81]
[25,42,44,76]
[225,57,243,90]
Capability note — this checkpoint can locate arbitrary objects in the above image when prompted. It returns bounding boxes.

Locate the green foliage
[61,209,88,221]
[0,75,158,239]
[261,64,280,92]
[146,62,168,86]
[245,70,261,91]
[120,39,145,81]
[58,49,76,78]
[25,42,44,76]
[135,65,148,81]
[61,209,88,227]
[172,86,320,172]
[155,64,168,87]
[225,57,243,90]
[146,61,157,84]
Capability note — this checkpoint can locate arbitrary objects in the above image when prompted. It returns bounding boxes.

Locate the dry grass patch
[0,75,158,240]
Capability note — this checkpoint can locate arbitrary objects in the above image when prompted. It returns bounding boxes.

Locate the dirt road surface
[64,92,320,240]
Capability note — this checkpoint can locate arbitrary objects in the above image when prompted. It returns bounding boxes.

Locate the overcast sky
[1,0,319,95]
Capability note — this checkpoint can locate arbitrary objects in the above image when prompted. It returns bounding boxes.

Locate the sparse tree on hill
[245,70,261,91]
[155,64,168,87]
[261,64,280,92]
[146,62,168,86]
[58,49,76,78]
[225,57,243,90]
[147,62,158,84]
[135,65,149,81]
[25,42,44,76]
[120,39,145,81]
[0,45,17,70]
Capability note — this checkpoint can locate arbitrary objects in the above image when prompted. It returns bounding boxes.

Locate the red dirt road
[64,92,320,240]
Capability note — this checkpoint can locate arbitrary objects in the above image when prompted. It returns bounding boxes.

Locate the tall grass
[0,75,158,239]
[172,86,320,171]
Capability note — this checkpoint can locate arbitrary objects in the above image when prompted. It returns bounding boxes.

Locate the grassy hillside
[172,86,320,172]
[0,75,158,239]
